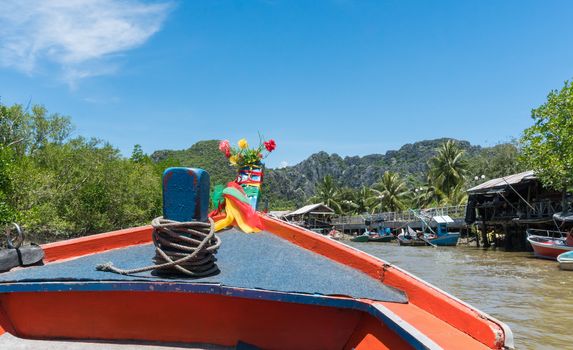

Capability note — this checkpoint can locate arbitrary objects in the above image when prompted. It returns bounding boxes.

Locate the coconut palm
[308,175,343,213]
[372,171,408,212]
[337,187,359,214]
[411,184,439,209]
[427,140,468,197]
[442,183,468,206]
[351,186,378,214]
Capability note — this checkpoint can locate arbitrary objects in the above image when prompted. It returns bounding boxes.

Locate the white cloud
[0,0,172,85]
[279,160,289,168]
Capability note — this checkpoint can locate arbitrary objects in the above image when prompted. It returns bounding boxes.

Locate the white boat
[557,251,573,270]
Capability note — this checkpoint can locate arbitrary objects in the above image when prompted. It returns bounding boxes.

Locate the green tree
[337,187,359,214]
[130,144,149,164]
[521,80,573,212]
[351,186,378,214]
[468,142,525,180]
[427,140,468,197]
[372,171,408,212]
[0,103,72,156]
[0,146,16,225]
[308,175,343,214]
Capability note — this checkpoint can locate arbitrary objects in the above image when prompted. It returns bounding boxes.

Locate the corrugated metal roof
[268,210,291,218]
[284,203,335,217]
[467,170,535,194]
[432,215,454,223]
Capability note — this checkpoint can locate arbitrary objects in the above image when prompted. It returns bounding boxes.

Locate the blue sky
[1,0,573,168]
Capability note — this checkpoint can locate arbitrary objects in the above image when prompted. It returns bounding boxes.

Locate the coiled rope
[96,217,221,277]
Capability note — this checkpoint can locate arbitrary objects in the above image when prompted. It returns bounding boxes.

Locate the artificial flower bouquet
[218,137,276,168]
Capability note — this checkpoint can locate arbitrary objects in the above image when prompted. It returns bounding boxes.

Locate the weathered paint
[41,226,153,263]
[0,291,417,350]
[20,214,512,349]
[0,281,441,349]
[259,214,510,349]
[162,167,210,222]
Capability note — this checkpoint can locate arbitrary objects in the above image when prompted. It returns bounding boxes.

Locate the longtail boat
[526,229,573,260]
[350,234,370,242]
[368,234,395,243]
[410,212,460,247]
[0,167,513,349]
[397,227,430,246]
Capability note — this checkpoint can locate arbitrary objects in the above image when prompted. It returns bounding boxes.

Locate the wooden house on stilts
[465,170,565,250]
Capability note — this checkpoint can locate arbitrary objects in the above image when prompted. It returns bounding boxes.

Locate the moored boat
[429,215,460,246]
[429,232,460,246]
[397,227,429,246]
[0,165,513,349]
[350,234,370,242]
[557,251,573,270]
[368,234,395,242]
[526,229,573,260]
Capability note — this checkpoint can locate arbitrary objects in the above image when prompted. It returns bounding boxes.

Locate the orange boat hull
[0,215,512,349]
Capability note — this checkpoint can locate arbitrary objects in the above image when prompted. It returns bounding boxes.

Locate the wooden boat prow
[0,167,513,349]
[0,215,513,349]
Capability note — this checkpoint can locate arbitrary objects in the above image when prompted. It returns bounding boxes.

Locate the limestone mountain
[151,138,486,210]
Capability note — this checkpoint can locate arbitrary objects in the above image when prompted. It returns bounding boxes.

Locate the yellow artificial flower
[229,155,238,165]
[238,138,248,149]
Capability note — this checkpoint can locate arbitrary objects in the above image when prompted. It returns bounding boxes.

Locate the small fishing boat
[429,216,460,246]
[350,234,370,242]
[557,251,573,270]
[0,166,513,349]
[368,234,395,242]
[397,227,429,246]
[526,229,573,260]
[429,232,460,246]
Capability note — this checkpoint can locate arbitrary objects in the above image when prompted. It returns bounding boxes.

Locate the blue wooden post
[162,167,210,222]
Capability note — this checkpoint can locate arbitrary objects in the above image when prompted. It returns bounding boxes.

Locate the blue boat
[408,210,460,247]
[428,215,460,246]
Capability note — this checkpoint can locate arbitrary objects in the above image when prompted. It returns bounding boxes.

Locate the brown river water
[347,242,573,350]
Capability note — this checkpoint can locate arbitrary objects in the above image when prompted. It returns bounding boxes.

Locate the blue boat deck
[0,229,407,303]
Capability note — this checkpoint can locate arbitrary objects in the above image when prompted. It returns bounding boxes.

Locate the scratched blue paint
[162,167,210,222]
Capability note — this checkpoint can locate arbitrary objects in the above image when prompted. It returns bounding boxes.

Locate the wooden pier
[332,205,467,233]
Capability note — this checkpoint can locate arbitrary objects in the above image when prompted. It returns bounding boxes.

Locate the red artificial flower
[219,140,231,157]
[264,139,276,152]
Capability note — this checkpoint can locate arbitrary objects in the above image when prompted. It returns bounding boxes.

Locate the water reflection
[348,242,573,350]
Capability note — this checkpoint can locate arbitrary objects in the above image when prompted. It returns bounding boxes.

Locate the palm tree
[308,175,343,213]
[352,186,378,214]
[411,184,440,209]
[372,171,408,212]
[442,183,468,206]
[337,187,359,214]
[427,140,468,197]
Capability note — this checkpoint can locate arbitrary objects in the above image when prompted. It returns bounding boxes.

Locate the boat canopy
[432,215,454,224]
[283,203,335,218]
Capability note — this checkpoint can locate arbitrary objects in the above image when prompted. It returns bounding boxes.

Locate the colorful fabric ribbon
[211,182,262,233]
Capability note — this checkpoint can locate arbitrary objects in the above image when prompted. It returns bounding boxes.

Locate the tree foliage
[521,80,573,192]
[0,102,163,242]
[372,171,408,212]
[427,140,468,198]
[308,175,343,214]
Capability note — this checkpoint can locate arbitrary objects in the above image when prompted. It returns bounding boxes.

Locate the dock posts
[481,221,490,248]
